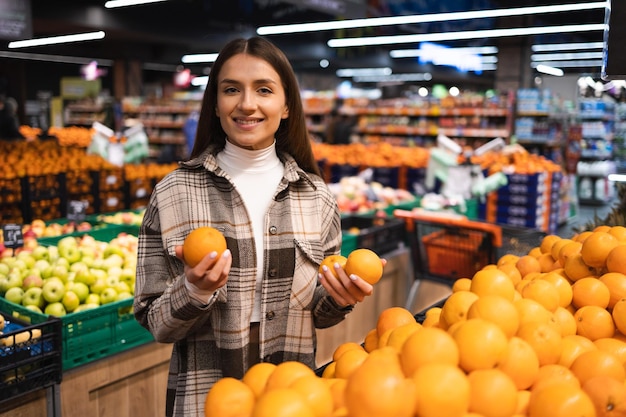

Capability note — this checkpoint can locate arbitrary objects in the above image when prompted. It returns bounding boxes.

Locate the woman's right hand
[175,246,231,292]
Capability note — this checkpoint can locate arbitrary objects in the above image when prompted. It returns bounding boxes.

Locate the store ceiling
[6,0,610,83]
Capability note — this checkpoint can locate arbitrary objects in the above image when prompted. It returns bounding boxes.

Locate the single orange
[439,290,479,330]
[319,255,348,278]
[183,226,227,267]
[515,255,542,279]
[376,306,416,338]
[532,364,581,392]
[452,318,509,372]
[344,248,383,284]
[563,252,597,282]
[572,277,611,309]
[497,262,523,287]
[470,268,516,301]
[399,326,459,377]
[497,336,540,390]
[570,349,626,385]
[599,272,626,310]
[581,231,619,269]
[581,375,626,417]
[606,245,626,275]
[594,337,626,374]
[557,240,583,267]
[452,277,472,292]
[550,238,574,262]
[516,321,563,366]
[264,361,316,391]
[527,381,596,417]
[467,368,518,417]
[467,295,520,338]
[573,305,616,341]
[513,298,555,328]
[540,234,562,255]
[332,342,365,362]
[614,298,626,335]
[333,348,369,379]
[421,307,442,328]
[521,279,560,312]
[242,362,278,398]
[204,376,255,417]
[498,253,520,266]
[540,272,574,308]
[385,322,422,352]
[609,225,626,242]
[289,375,334,417]
[411,363,471,417]
[363,328,378,352]
[551,306,577,337]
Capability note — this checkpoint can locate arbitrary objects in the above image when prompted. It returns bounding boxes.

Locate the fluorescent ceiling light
[531,41,604,52]
[181,53,219,64]
[531,60,603,68]
[0,50,113,66]
[536,64,564,76]
[8,31,105,48]
[353,73,433,83]
[105,0,168,8]
[328,24,605,48]
[257,2,606,35]
[531,52,604,61]
[191,76,209,87]
[391,46,498,58]
[336,67,392,77]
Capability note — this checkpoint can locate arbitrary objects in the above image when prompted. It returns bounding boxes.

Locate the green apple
[49,264,69,282]
[90,277,107,295]
[103,244,124,258]
[106,275,120,289]
[4,271,23,291]
[44,302,66,317]
[115,291,133,301]
[4,286,24,305]
[102,254,124,270]
[58,243,81,264]
[34,259,50,273]
[42,278,66,303]
[85,293,101,306]
[22,287,45,309]
[24,304,43,314]
[114,281,131,295]
[16,252,36,269]
[62,290,80,313]
[54,256,69,269]
[31,246,50,261]
[106,266,123,278]
[69,282,90,303]
[0,262,9,276]
[99,287,118,305]
[0,275,8,294]
[73,303,99,313]
[74,267,96,286]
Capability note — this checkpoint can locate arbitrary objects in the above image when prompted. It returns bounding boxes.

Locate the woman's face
[216,53,289,150]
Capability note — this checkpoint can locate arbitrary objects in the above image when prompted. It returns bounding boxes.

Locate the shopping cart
[394,208,546,310]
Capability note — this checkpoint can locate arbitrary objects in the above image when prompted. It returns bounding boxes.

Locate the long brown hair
[190,37,320,176]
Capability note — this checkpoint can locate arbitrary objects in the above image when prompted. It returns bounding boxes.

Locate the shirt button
[269,268,277,277]
[266,311,275,320]
[269,226,278,235]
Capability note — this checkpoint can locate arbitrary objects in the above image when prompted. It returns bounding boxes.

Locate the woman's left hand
[318,259,387,308]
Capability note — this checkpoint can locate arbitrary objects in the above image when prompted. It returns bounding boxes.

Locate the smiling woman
[132,36,377,417]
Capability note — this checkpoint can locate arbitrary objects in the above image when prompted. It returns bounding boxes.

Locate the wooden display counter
[1,248,412,417]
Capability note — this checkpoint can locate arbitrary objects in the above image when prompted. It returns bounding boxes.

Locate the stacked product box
[95,167,126,213]
[479,171,562,233]
[62,169,97,217]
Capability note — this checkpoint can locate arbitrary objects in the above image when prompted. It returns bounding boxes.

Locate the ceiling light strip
[531,52,604,61]
[531,60,603,68]
[257,2,606,35]
[0,50,113,66]
[390,46,498,58]
[531,41,604,52]
[181,53,219,64]
[328,24,606,48]
[8,31,105,48]
[105,0,168,8]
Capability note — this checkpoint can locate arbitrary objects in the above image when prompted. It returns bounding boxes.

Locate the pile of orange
[204,225,626,417]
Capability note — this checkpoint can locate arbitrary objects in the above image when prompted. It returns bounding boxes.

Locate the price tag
[67,200,88,222]
[2,224,24,249]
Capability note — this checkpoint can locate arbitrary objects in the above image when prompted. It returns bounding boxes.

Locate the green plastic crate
[0,296,153,371]
[37,224,139,247]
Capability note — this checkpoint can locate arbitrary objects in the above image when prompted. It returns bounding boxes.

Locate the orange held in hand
[344,248,383,284]
[183,226,227,268]
[319,254,348,278]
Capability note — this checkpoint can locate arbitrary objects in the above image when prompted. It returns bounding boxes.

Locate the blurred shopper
[0,95,24,140]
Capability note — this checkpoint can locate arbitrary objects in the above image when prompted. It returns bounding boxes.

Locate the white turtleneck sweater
[216,139,285,322]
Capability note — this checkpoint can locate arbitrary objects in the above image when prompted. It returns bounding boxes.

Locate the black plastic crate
[0,312,63,403]
[341,215,406,255]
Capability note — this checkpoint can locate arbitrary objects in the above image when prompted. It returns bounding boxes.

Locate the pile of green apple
[0,232,138,317]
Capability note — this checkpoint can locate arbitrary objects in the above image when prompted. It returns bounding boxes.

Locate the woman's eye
[258,87,272,94]
[223,87,238,94]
